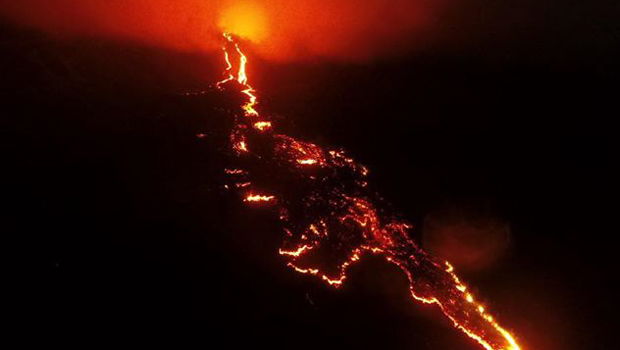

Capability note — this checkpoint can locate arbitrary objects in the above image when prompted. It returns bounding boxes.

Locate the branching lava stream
[212,33,521,350]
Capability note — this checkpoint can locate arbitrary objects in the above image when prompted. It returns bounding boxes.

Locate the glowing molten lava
[213,33,521,350]
[244,194,276,203]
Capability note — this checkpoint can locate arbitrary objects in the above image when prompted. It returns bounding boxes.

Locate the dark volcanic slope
[3,23,617,350]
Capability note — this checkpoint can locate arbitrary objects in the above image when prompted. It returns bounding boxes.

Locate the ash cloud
[0,0,443,61]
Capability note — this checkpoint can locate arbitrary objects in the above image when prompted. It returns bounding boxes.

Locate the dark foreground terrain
[3,23,618,349]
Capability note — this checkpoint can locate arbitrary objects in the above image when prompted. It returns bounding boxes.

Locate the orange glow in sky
[0,0,437,62]
[219,2,268,42]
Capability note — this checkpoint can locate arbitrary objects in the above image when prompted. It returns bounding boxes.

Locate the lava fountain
[210,33,521,350]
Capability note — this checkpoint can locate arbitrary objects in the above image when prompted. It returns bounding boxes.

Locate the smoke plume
[0,0,442,61]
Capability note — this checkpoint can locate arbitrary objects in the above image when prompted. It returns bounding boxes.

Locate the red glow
[0,0,438,62]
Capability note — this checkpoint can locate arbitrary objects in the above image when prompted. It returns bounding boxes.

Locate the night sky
[2,1,618,349]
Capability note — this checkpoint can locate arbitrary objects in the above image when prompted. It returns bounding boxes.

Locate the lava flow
[211,33,521,350]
